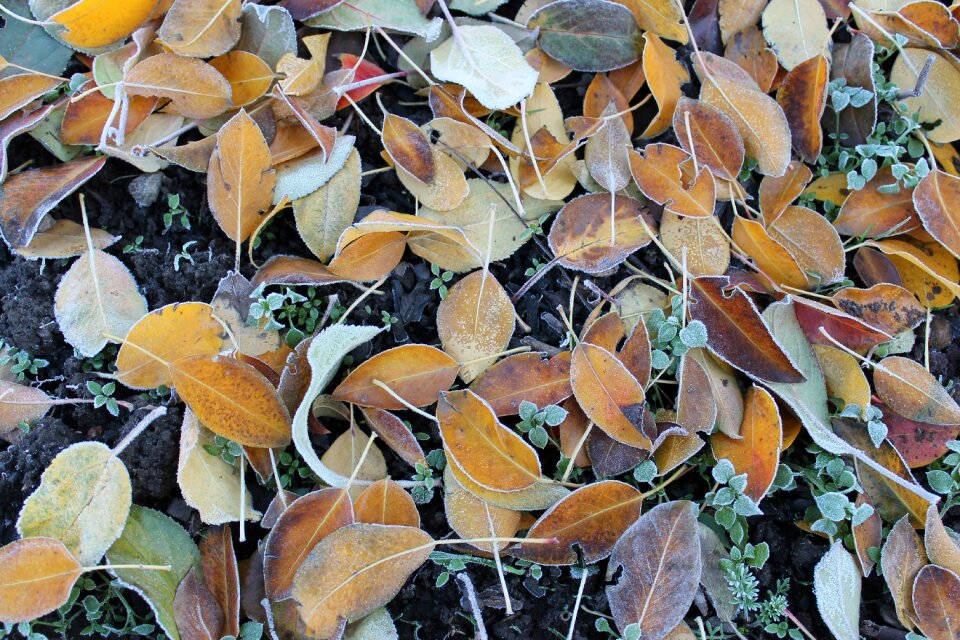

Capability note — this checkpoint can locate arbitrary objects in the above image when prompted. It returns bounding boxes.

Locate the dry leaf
[469,351,572,416]
[711,386,782,503]
[354,479,421,527]
[158,0,242,58]
[443,464,520,553]
[777,54,829,163]
[761,0,830,70]
[881,516,927,630]
[0,537,82,623]
[333,344,459,410]
[125,54,232,120]
[912,565,960,640]
[629,143,716,218]
[874,356,960,426]
[641,32,691,138]
[48,0,156,49]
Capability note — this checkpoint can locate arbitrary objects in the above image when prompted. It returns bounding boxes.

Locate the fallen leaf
[333,344,459,410]
[548,193,656,273]
[825,33,877,146]
[606,501,701,640]
[170,355,292,448]
[874,356,960,426]
[320,427,387,500]
[881,516,927,630]
[528,0,641,72]
[354,479,421,527]
[431,25,538,110]
[833,165,919,238]
[814,543,861,640]
[293,149,361,262]
[925,505,960,577]
[732,215,810,290]
[718,0,766,43]
[438,389,542,492]
[125,54,232,120]
[263,488,354,600]
[768,205,846,286]
[360,407,427,468]
[199,526,240,638]
[688,348,744,437]
[208,51,274,107]
[629,143,716,218]
[813,345,871,417]
[291,524,433,638]
[512,481,643,565]
[585,104,632,194]
[870,233,960,307]
[672,96,744,182]
[469,351,572,416]
[891,49,960,144]
[641,32,691,137]
[688,276,803,383]
[115,302,227,390]
[438,270,515,382]
[173,570,224,640]
[158,0,242,58]
[710,386,782,503]
[177,410,258,525]
[383,113,435,185]
[832,284,926,336]
[852,495,882,576]
[724,25,777,92]
[913,168,960,259]
[47,0,156,49]
[660,212,730,277]
[0,537,82,623]
[777,54,829,162]
[443,465,520,553]
[912,565,960,640]
[0,380,49,441]
[54,247,147,358]
[883,403,960,469]
[0,156,106,250]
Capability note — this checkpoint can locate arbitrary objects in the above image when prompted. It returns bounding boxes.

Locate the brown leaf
[913,168,960,259]
[438,270,516,382]
[619,320,653,388]
[588,425,647,477]
[170,355,292,448]
[711,386,782,503]
[0,156,106,250]
[912,565,960,640]
[512,481,643,565]
[875,356,960,426]
[724,25,777,92]
[676,354,717,433]
[354,479,421,527]
[825,33,877,146]
[883,403,960,469]
[199,526,240,638]
[571,342,652,450]
[383,113,436,185]
[584,73,633,134]
[250,255,347,288]
[606,501,701,640]
[0,537,82,623]
[438,389,542,492]
[207,110,275,244]
[360,407,427,468]
[777,54,829,163]
[158,0,242,58]
[173,569,224,640]
[469,351,572,416]
[115,302,227,390]
[548,193,657,273]
[263,488,354,600]
[291,524,433,638]
[688,276,804,383]
[672,96,744,182]
[768,205,846,286]
[688,348,744,437]
[925,505,960,577]
[832,284,926,336]
[333,345,459,410]
[833,165,920,238]
[125,54,232,120]
[629,144,716,218]
[852,495,881,576]
[881,516,927,630]
[0,74,62,122]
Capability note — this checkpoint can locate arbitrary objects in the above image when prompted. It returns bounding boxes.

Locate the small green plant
[86,380,120,417]
[792,446,871,537]
[705,459,762,530]
[162,193,191,232]
[519,213,550,240]
[411,449,445,504]
[645,295,708,375]
[516,400,567,449]
[248,286,327,345]
[429,264,454,298]
[0,341,49,381]
[380,309,398,330]
[524,258,548,277]
[203,434,244,466]
[926,440,960,514]
[80,345,118,374]
[173,241,197,272]
[275,450,315,492]
[122,235,145,254]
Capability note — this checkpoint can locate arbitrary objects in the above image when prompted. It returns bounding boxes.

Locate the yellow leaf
[50,0,157,49]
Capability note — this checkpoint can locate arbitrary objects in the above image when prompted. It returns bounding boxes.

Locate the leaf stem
[639,464,690,499]
[111,406,167,458]
[371,380,438,422]
[91,564,172,573]
[560,421,593,483]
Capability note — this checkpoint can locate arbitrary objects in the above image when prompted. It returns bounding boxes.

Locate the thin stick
[239,454,247,542]
[337,274,389,324]
[0,393,133,411]
[561,421,593,483]
[91,564,171,573]
[458,346,531,368]
[566,569,589,640]
[111,406,167,458]
[343,429,378,494]
[374,26,436,87]
[520,98,549,196]
[371,380,438,422]
[485,503,513,615]
[925,306,932,371]
[0,3,51,27]
[268,448,288,509]
[456,572,489,640]
[785,610,818,640]
[344,93,382,137]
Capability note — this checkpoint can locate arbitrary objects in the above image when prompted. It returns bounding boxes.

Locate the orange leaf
[199,526,240,637]
[49,0,156,49]
[209,51,274,107]
[354,479,421,528]
[672,96,744,182]
[570,342,652,450]
[263,488,354,600]
[776,54,829,163]
[0,74,62,122]
[732,215,809,289]
[880,516,927,630]
[336,54,388,110]
[913,168,960,259]
[912,565,960,640]
[512,481,643,565]
[0,537,82,623]
[629,144,716,218]
[832,284,926,335]
[833,165,920,238]
[125,54,232,120]
[438,389,542,492]
[641,32,690,138]
[382,113,436,184]
[333,344,459,410]
[759,161,813,224]
[768,206,846,286]
[470,351,572,416]
[711,386,782,503]
[170,354,292,448]
[874,356,960,426]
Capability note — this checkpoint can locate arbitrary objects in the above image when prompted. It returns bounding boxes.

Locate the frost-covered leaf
[814,543,861,640]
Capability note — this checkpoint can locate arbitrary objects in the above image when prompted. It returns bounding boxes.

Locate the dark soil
[2,2,960,638]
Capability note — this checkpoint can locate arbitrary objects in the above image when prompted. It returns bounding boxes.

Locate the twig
[455,572,489,640]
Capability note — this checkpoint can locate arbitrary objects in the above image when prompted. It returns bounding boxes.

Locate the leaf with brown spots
[832,284,926,335]
[438,389,542,492]
[512,481,643,565]
[882,404,960,469]
[571,342,652,450]
[912,565,960,640]
[768,205,846,286]
[382,113,436,185]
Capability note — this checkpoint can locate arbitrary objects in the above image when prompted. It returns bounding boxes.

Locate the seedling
[161,193,190,232]
[86,380,119,417]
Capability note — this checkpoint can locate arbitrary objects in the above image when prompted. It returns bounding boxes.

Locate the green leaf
[106,506,199,640]
[528,0,641,72]
[306,0,443,41]
[0,0,72,79]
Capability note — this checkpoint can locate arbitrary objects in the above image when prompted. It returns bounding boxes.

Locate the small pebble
[128,173,162,208]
